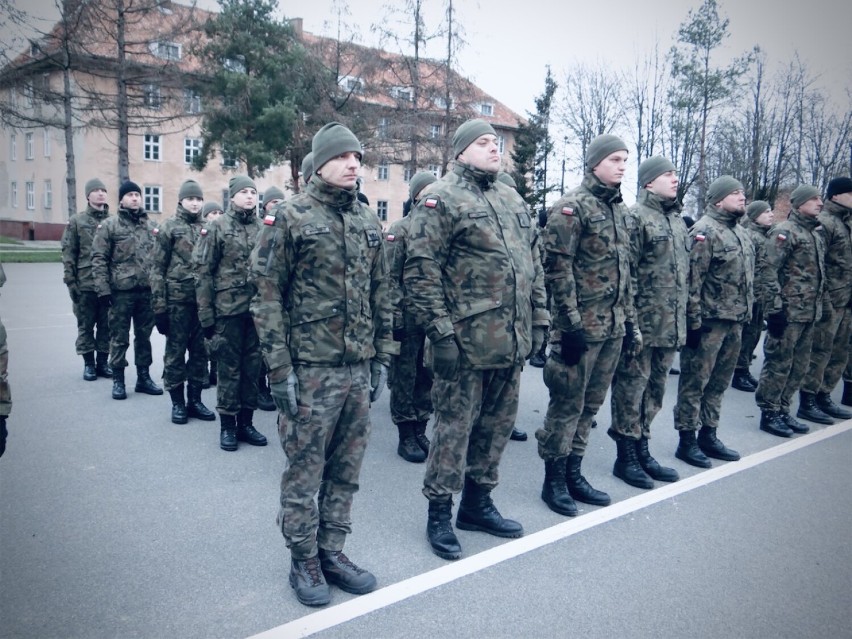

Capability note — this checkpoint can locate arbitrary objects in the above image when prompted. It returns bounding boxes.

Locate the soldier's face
[831,192,852,209]
[120,191,142,209]
[798,196,823,217]
[458,134,500,174]
[231,188,257,210]
[592,150,628,187]
[181,196,203,214]
[718,189,746,214]
[88,188,108,209]
[317,152,361,189]
[755,209,774,226]
[205,210,224,221]
[647,170,679,199]
[264,198,284,212]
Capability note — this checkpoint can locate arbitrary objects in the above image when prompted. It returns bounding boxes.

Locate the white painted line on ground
[247,420,852,639]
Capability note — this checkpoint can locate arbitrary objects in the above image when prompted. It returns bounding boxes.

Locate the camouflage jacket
[149,206,206,313]
[742,217,772,309]
[91,208,157,296]
[194,207,260,326]
[61,204,111,291]
[762,209,825,322]
[817,200,852,308]
[687,205,754,328]
[403,162,548,369]
[249,177,397,377]
[625,190,688,348]
[544,172,634,342]
[385,214,413,330]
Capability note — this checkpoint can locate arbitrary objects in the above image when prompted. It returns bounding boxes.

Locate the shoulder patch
[200,228,208,236]
[152,227,159,235]
[386,234,396,242]
[694,234,706,242]
[562,207,574,216]
[263,214,276,226]
[424,197,439,209]
[776,233,787,241]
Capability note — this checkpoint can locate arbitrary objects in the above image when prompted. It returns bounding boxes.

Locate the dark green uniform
[736,217,771,370]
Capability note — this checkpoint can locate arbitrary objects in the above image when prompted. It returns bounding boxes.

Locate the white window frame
[433,95,454,110]
[10,181,17,208]
[391,86,413,102]
[220,147,237,168]
[403,165,414,182]
[43,129,51,157]
[338,75,363,94]
[144,84,162,110]
[497,134,505,155]
[25,181,35,210]
[377,117,389,139]
[430,124,442,140]
[144,186,162,213]
[43,179,52,208]
[149,41,181,61]
[479,103,493,116]
[10,133,16,161]
[183,89,201,114]
[223,57,246,74]
[377,161,389,181]
[143,134,161,161]
[25,132,34,159]
[428,164,441,178]
[376,200,388,222]
[184,138,202,164]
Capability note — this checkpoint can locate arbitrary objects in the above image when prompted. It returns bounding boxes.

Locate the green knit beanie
[178,179,203,201]
[496,171,517,189]
[586,134,628,170]
[638,156,676,188]
[790,185,821,209]
[409,171,437,200]
[453,119,497,159]
[262,186,285,207]
[311,123,362,174]
[85,177,107,197]
[202,201,223,218]
[228,175,256,198]
[746,200,770,221]
[707,176,744,205]
[301,152,314,182]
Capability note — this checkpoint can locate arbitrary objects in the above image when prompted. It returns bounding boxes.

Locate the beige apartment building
[0,3,522,240]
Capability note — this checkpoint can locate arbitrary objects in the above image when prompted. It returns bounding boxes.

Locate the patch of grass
[0,236,23,245]
[0,251,62,262]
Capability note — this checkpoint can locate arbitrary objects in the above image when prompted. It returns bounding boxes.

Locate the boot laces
[302,556,325,586]
[329,551,364,574]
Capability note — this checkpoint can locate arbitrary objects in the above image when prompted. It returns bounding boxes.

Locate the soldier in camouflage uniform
[200,201,224,388]
[149,179,216,425]
[0,263,10,458]
[194,175,267,452]
[673,176,753,467]
[386,170,437,463]
[91,181,163,400]
[537,134,637,516]
[731,201,774,392]
[250,123,395,606]
[609,156,686,489]
[756,185,827,434]
[801,177,852,420]
[404,119,548,560]
[61,178,113,381]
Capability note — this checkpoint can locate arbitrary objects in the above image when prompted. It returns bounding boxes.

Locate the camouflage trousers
[0,316,10,417]
[736,303,764,370]
[536,337,621,460]
[162,302,207,391]
[210,312,261,415]
[802,304,850,395]
[108,288,155,369]
[756,322,814,412]
[73,290,111,355]
[276,361,371,560]
[422,365,521,501]
[674,319,742,431]
[610,346,676,440]
[389,326,433,425]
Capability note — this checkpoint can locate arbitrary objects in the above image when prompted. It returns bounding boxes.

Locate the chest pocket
[650,234,671,258]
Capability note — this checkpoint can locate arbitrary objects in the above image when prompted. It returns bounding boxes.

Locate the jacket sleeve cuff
[426,316,455,343]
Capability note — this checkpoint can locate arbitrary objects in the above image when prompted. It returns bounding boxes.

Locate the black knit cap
[119,180,141,201]
[826,177,852,199]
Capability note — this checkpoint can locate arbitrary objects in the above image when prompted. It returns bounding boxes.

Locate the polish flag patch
[386,234,396,242]
[694,234,706,242]
[424,198,438,209]
[152,228,159,235]
[263,214,276,225]
[562,207,573,216]
[200,228,208,236]
[776,233,787,242]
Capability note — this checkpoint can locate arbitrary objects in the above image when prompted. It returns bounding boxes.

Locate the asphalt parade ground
[1,262,850,639]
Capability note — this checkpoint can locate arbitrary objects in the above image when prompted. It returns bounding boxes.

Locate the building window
[223,57,246,74]
[183,89,201,114]
[25,132,34,159]
[221,188,230,212]
[220,147,237,168]
[377,162,389,181]
[433,95,453,110]
[143,134,161,161]
[497,135,505,155]
[43,130,51,156]
[479,103,493,116]
[184,138,202,164]
[25,181,35,209]
[10,133,16,161]
[10,181,17,208]
[377,117,389,139]
[430,124,442,140]
[149,41,181,61]
[376,200,388,222]
[43,180,52,208]
[338,75,363,94]
[428,164,441,178]
[403,165,414,182]
[144,84,161,109]
[391,86,413,102]
[144,186,162,213]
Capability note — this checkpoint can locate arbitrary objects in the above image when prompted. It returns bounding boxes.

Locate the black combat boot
[413,420,430,454]
[318,549,377,595]
[510,427,528,441]
[186,384,216,421]
[779,411,809,434]
[842,381,852,407]
[759,410,793,438]
[697,426,740,461]
[289,556,331,606]
[111,367,127,400]
[816,391,852,420]
[236,408,267,446]
[609,430,654,489]
[219,413,238,451]
[257,373,276,411]
[169,383,188,424]
[95,352,113,378]
[134,366,163,395]
[636,436,679,482]
[82,352,97,381]
[565,453,611,506]
[541,457,577,516]
[796,391,834,425]
[456,476,523,538]
[675,430,711,468]
[528,341,547,368]
[397,422,426,463]
[427,498,462,560]
[731,368,757,392]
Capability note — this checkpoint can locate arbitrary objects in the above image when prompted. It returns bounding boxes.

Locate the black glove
[393,326,406,342]
[0,416,7,459]
[685,324,712,349]
[431,336,460,380]
[98,294,113,308]
[154,313,170,336]
[766,312,788,339]
[67,284,80,305]
[203,324,216,340]
[559,328,588,366]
